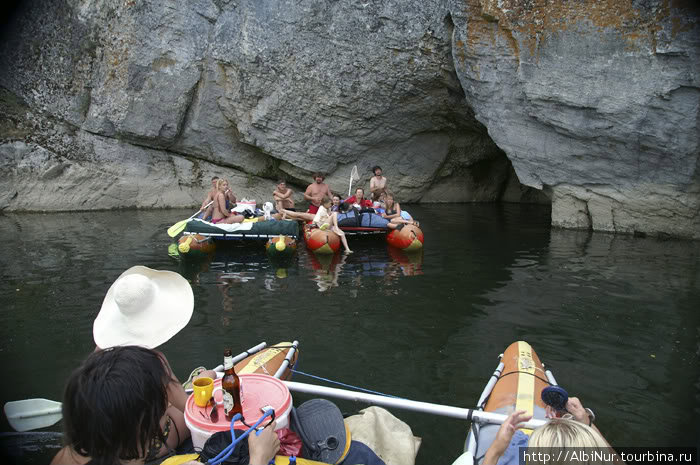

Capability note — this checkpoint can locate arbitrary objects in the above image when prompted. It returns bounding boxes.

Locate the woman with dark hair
[51,346,175,464]
[51,346,280,465]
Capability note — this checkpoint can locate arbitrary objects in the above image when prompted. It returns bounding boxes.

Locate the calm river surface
[1,204,699,463]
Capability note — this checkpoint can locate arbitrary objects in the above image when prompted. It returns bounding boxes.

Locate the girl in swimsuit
[281,197,353,253]
[381,193,419,227]
[211,179,245,224]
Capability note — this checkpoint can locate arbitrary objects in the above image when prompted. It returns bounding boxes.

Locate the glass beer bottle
[222,348,243,420]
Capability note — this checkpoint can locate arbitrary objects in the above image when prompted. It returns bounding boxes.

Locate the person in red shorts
[303,172,332,214]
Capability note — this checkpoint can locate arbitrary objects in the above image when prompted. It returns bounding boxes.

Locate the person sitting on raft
[212,179,281,224]
[201,176,236,220]
[331,194,342,212]
[381,193,418,227]
[211,178,246,224]
[369,165,387,199]
[371,191,386,214]
[281,196,353,254]
[483,397,618,465]
[303,172,332,214]
[273,179,295,212]
[344,187,373,209]
[51,346,280,465]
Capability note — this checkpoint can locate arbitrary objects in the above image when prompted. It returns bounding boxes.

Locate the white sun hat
[93,266,194,349]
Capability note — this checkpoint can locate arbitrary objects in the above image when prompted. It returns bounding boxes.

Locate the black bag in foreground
[198,430,250,465]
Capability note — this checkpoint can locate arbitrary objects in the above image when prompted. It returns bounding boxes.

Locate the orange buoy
[387,224,423,251]
[304,223,340,254]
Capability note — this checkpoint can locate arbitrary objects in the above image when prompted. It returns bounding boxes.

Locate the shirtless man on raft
[273,179,295,212]
[369,166,387,199]
[303,172,332,214]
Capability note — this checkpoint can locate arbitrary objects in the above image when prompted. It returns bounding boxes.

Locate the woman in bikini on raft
[211,179,281,224]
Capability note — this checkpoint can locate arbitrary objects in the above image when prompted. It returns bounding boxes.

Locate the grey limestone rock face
[1,0,698,238]
[449,0,700,238]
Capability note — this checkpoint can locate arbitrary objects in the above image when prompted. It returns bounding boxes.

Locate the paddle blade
[4,399,63,432]
[167,219,189,237]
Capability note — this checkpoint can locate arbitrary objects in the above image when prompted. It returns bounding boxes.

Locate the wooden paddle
[4,398,63,432]
[167,200,214,237]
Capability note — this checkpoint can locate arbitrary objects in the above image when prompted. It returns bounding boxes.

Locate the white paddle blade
[349,165,360,196]
[4,399,63,432]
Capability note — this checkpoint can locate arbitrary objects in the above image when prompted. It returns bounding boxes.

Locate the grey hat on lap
[290,399,349,464]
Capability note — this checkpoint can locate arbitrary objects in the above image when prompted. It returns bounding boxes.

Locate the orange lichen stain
[454,39,467,64]
[461,0,697,61]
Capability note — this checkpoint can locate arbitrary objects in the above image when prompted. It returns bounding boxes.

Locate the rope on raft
[289,368,405,400]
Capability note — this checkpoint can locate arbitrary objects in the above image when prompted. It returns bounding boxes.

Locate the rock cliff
[1,0,698,238]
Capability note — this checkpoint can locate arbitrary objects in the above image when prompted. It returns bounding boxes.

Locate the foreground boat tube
[456,341,549,465]
[387,224,424,251]
[304,224,341,254]
[177,234,216,257]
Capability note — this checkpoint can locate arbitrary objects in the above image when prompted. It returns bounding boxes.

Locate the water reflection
[2,206,698,465]
[170,237,424,294]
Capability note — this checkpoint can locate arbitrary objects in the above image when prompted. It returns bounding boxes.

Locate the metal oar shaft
[283,381,547,429]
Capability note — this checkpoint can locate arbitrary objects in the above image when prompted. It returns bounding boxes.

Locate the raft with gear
[176,218,299,260]
[303,209,424,254]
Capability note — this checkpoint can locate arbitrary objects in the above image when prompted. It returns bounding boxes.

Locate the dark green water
[1,204,699,464]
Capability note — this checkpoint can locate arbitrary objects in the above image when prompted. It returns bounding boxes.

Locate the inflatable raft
[179,218,299,260]
[177,233,216,258]
[304,223,341,254]
[183,218,299,241]
[453,341,553,465]
[302,209,424,253]
[387,224,424,251]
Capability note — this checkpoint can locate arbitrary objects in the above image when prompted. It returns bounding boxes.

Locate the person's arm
[344,195,356,204]
[273,189,282,200]
[156,351,188,412]
[303,185,315,202]
[281,188,293,199]
[201,192,213,209]
[566,397,616,451]
[226,190,236,205]
[483,410,532,465]
[248,420,280,465]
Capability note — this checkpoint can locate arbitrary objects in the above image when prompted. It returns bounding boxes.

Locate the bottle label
[223,391,234,414]
[223,355,233,370]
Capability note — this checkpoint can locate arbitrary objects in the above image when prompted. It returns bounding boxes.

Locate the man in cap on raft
[303,172,332,215]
